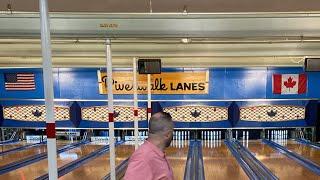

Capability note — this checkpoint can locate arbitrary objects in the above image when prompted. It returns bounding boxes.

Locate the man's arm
[124,159,153,180]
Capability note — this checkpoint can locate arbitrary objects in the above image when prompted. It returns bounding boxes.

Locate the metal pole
[39,0,58,179]
[147,74,152,121]
[133,58,139,150]
[106,39,116,180]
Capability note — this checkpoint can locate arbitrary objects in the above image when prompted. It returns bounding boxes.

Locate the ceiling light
[181,38,191,44]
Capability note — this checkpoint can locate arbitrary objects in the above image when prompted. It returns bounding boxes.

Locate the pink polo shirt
[124,140,174,180]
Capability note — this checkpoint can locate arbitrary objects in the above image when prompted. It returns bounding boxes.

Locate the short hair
[149,112,174,135]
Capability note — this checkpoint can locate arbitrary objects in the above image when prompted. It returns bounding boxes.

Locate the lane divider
[225,140,259,180]
[102,154,130,180]
[35,141,125,180]
[183,140,205,180]
[295,138,320,150]
[234,140,278,180]
[0,140,89,175]
[183,140,195,180]
[263,139,320,176]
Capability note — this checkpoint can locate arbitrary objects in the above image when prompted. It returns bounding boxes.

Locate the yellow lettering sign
[98,71,209,94]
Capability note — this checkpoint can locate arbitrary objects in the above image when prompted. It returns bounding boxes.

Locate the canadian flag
[273,74,307,94]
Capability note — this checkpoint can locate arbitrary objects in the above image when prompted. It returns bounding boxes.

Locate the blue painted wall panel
[174,120,232,128]
[235,120,308,127]
[0,69,44,99]
[306,72,320,98]
[78,120,148,128]
[2,67,318,100]
[224,68,267,99]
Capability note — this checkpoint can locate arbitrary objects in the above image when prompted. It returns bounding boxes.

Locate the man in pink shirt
[124,112,174,180]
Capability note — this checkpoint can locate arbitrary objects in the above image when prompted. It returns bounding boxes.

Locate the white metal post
[147,74,152,121]
[133,58,139,150]
[105,39,116,180]
[39,0,58,179]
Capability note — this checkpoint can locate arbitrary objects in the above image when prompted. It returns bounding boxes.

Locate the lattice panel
[3,105,70,121]
[163,105,228,122]
[81,106,147,122]
[240,105,305,121]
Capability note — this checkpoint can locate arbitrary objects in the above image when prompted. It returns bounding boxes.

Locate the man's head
[148,112,174,148]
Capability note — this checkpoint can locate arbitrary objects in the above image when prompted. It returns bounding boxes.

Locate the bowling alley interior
[1,1,320,180]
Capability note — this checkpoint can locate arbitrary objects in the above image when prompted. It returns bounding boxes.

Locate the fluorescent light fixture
[181,38,191,44]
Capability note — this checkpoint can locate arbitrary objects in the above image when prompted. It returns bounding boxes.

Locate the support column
[147,74,152,121]
[39,0,57,179]
[133,58,139,150]
[105,39,116,180]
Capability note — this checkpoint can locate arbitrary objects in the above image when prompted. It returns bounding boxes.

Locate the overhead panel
[1,13,320,38]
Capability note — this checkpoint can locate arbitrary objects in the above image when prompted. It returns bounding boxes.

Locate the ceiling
[1,0,320,13]
[0,37,317,68]
[0,1,320,68]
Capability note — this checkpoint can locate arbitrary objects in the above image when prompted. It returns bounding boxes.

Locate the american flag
[4,73,35,90]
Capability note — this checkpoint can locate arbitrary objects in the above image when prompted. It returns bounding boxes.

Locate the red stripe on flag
[273,74,282,94]
[298,74,307,94]
[134,109,138,116]
[109,113,114,122]
[147,108,152,113]
[46,123,56,138]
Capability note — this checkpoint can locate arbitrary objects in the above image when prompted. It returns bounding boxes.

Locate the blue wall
[0,67,319,128]
[1,67,319,100]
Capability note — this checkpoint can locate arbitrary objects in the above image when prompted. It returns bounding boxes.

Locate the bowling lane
[247,140,319,179]
[60,144,135,180]
[284,140,320,165]
[166,140,189,180]
[0,144,103,179]
[202,140,248,180]
[0,144,47,166]
[0,141,68,167]
[0,141,28,152]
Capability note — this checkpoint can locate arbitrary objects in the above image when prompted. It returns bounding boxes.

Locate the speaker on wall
[304,58,320,72]
[138,59,161,74]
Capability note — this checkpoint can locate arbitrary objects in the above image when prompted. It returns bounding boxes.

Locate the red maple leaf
[284,77,296,88]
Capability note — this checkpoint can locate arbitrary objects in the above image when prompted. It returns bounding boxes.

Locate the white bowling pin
[205,131,207,140]
[181,131,184,140]
[211,131,214,140]
[173,131,175,140]
[175,131,177,140]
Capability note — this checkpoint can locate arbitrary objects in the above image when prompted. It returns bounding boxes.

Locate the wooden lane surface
[60,144,135,180]
[284,140,320,165]
[247,140,319,180]
[202,140,248,180]
[0,141,28,152]
[165,140,189,180]
[0,144,103,179]
[0,141,70,167]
